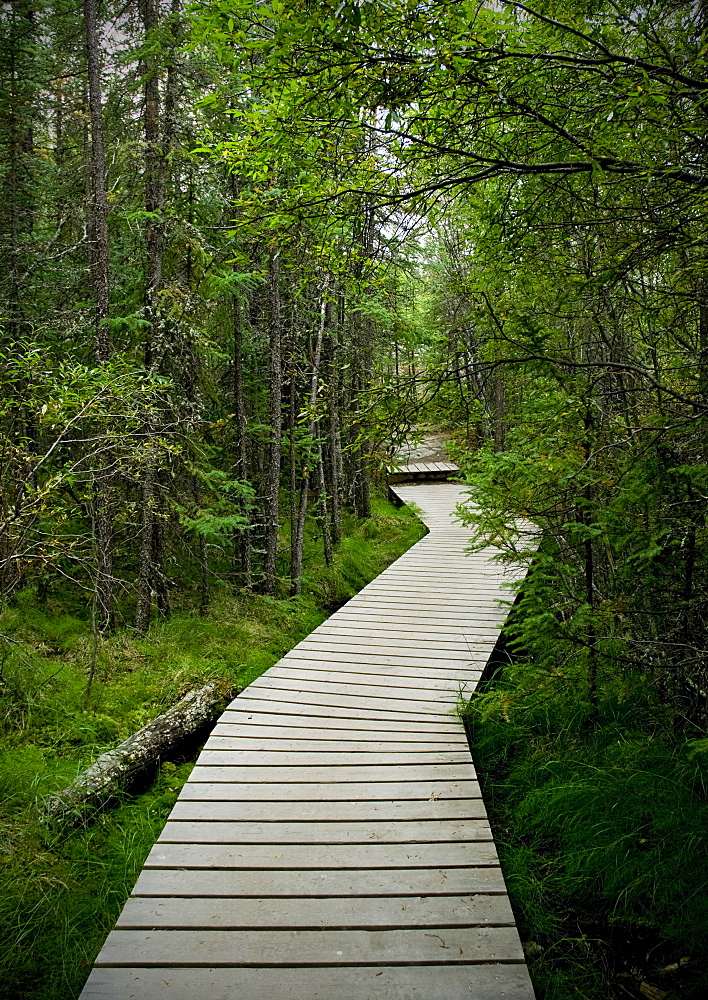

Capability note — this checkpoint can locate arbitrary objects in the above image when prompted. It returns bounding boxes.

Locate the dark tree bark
[141,0,163,369]
[2,1,36,343]
[83,0,116,631]
[263,249,282,595]
[291,283,328,595]
[317,440,333,567]
[492,375,505,452]
[135,0,181,627]
[134,442,157,635]
[232,296,252,587]
[288,342,299,585]
[327,287,345,545]
[83,0,110,363]
[141,0,180,369]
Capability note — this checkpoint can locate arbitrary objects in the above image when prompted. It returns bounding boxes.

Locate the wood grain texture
[156,818,493,844]
[81,965,534,1000]
[205,725,467,753]
[224,697,459,722]
[188,764,478,783]
[280,649,485,670]
[194,750,471,767]
[143,841,501,869]
[95,926,524,966]
[209,723,469,741]
[176,779,482,802]
[116,893,515,930]
[132,866,508,898]
[216,712,462,732]
[169,799,487,821]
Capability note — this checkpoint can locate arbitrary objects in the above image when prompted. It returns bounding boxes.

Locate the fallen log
[42,682,230,827]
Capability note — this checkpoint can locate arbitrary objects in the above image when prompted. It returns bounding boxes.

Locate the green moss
[0,490,424,1000]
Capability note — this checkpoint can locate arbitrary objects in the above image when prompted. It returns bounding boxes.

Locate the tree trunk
[263,249,282,595]
[141,0,180,369]
[290,283,327,595]
[318,441,333,567]
[492,374,505,452]
[142,0,162,368]
[134,443,157,634]
[42,683,230,827]
[288,345,299,585]
[83,0,110,363]
[84,0,115,631]
[323,285,344,545]
[4,1,36,343]
[582,405,597,707]
[152,489,171,618]
[232,296,252,587]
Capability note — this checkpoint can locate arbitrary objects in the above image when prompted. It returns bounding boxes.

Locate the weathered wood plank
[275,660,481,682]
[345,596,512,610]
[320,621,502,636]
[372,569,507,579]
[291,628,494,648]
[188,764,477,783]
[169,799,486,821]
[300,628,498,646]
[280,649,485,671]
[328,613,504,628]
[280,642,486,661]
[346,594,512,607]
[177,779,481,802]
[209,723,467,741]
[95,926,523,966]
[244,680,464,708]
[261,668,470,693]
[205,736,465,753]
[195,750,471,767]
[144,841,500,869]
[231,690,460,716]
[156,818,493,844]
[81,964,534,1000]
[132,865,507,898]
[116,893,515,930]
[250,671,472,694]
[355,587,510,600]
[224,696,458,722]
[359,573,510,585]
[268,662,473,683]
[216,711,462,733]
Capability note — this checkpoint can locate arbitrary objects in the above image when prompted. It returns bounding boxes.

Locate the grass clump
[465,669,708,1000]
[0,490,424,1000]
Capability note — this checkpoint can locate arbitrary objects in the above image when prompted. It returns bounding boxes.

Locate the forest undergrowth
[464,656,708,1000]
[0,493,424,1000]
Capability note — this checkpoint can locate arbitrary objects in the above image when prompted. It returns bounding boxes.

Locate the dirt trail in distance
[396,430,453,465]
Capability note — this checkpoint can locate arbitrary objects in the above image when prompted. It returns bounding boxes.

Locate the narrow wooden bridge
[81,479,535,999]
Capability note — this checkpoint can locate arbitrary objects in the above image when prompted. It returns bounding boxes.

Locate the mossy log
[42,683,228,826]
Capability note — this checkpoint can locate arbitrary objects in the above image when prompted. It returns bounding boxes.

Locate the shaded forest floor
[0,493,425,1000]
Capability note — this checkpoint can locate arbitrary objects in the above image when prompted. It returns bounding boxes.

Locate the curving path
[80,481,535,1000]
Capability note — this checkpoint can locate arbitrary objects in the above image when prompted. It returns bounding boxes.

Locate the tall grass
[465,672,708,1000]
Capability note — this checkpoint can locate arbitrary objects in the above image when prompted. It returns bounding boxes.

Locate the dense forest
[1,1,708,998]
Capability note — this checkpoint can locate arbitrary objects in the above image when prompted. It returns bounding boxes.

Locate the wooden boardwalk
[387,459,460,483]
[80,481,535,1000]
